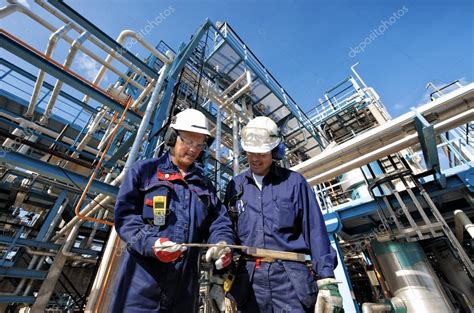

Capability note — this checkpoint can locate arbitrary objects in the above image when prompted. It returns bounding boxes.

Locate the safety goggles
[241,127,280,147]
[178,134,207,150]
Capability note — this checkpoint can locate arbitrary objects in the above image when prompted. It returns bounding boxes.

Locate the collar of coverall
[244,162,285,181]
[152,151,203,184]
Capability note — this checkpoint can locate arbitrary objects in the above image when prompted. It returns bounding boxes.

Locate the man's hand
[315,278,343,313]
[205,241,232,270]
[153,238,187,262]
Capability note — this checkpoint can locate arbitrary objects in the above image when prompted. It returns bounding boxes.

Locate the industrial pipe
[39,31,90,125]
[454,209,474,242]
[26,22,72,118]
[292,83,473,182]
[361,303,391,313]
[305,109,473,185]
[2,1,145,91]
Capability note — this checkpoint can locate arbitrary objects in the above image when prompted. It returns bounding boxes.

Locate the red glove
[153,238,187,262]
[205,241,232,270]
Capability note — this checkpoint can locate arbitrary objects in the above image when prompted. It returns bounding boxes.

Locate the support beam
[0,268,47,280]
[0,235,99,256]
[414,113,446,187]
[0,151,118,197]
[0,31,144,125]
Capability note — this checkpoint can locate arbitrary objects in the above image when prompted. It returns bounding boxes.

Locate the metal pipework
[304,108,474,185]
[124,51,173,170]
[362,297,406,313]
[292,83,474,184]
[372,240,455,313]
[454,209,474,242]
[39,31,90,125]
[361,303,391,313]
[26,22,72,118]
[82,28,170,104]
[1,0,145,91]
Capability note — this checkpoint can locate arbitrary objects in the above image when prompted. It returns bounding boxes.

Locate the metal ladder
[369,169,474,278]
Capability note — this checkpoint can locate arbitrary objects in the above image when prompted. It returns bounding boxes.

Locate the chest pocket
[191,187,212,226]
[141,181,176,226]
[275,199,297,231]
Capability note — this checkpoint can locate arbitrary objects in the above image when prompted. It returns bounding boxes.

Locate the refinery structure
[0,1,473,312]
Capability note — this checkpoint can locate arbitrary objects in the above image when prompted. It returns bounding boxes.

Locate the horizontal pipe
[291,83,474,184]
[362,303,391,313]
[306,109,474,185]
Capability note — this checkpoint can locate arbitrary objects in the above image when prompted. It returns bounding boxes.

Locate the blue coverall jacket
[110,152,235,312]
[224,164,337,313]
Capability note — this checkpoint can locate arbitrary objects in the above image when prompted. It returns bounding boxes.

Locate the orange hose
[74,96,133,226]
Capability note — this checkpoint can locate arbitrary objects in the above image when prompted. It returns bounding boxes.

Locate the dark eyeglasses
[178,134,206,150]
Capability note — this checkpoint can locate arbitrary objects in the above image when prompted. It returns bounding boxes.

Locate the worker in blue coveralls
[110,108,234,313]
[225,116,343,313]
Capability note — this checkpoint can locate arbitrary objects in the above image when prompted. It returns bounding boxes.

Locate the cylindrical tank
[340,168,370,200]
[371,240,455,313]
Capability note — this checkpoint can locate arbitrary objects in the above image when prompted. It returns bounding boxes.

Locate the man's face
[246,151,272,176]
[171,130,206,170]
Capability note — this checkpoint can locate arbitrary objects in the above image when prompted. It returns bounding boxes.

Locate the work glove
[153,238,187,263]
[315,278,343,313]
[205,241,232,270]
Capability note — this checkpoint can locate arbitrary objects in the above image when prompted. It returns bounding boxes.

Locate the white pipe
[292,83,474,183]
[39,31,90,126]
[124,51,173,171]
[23,256,46,296]
[222,70,252,108]
[305,109,474,185]
[232,106,240,174]
[116,30,172,64]
[26,23,73,118]
[14,255,40,295]
[130,79,157,110]
[3,1,145,91]
[454,210,474,242]
[82,29,166,104]
[361,303,391,313]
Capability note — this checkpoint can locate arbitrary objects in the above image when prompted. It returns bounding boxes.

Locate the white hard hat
[170,109,211,136]
[241,116,281,153]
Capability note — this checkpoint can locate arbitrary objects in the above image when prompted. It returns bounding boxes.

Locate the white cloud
[17,0,30,8]
[76,53,104,82]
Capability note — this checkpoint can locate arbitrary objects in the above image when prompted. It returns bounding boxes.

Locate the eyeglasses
[178,134,206,150]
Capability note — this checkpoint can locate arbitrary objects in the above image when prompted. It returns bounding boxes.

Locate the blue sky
[2,0,473,118]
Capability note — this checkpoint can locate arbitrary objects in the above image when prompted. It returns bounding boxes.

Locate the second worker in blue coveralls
[225,116,343,313]
[110,109,235,312]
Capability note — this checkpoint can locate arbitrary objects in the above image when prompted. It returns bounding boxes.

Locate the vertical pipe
[124,51,173,170]
[215,105,222,191]
[39,31,90,126]
[232,105,239,174]
[26,22,72,118]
